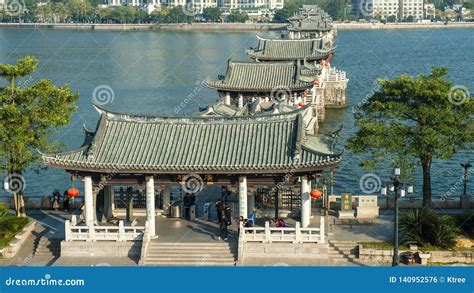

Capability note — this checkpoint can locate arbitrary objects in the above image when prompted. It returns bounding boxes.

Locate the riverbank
[0,22,473,31]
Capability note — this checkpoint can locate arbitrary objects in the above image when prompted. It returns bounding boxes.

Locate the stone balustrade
[64,219,145,242]
[241,217,325,244]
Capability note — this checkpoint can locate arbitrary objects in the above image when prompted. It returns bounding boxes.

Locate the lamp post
[460,163,471,196]
[381,167,413,266]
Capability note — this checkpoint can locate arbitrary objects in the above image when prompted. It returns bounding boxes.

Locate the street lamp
[460,162,472,196]
[381,167,413,266]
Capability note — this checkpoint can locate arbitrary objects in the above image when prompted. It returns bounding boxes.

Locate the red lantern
[310,190,322,199]
[67,188,80,198]
[303,92,307,97]
[298,101,305,107]
[314,80,320,86]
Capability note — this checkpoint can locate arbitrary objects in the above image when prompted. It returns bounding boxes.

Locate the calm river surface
[0,28,473,197]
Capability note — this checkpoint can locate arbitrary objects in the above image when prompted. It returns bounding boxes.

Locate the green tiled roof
[205,60,320,92]
[198,102,245,117]
[41,105,341,174]
[246,36,335,61]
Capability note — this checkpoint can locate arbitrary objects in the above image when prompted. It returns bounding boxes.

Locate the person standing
[62,190,70,212]
[215,198,224,224]
[183,193,191,220]
[219,212,229,240]
[52,189,61,211]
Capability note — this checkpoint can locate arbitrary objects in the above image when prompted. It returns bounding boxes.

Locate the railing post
[264,221,270,243]
[319,216,325,243]
[88,225,95,242]
[295,221,301,243]
[118,220,125,242]
[71,215,77,226]
[65,220,70,242]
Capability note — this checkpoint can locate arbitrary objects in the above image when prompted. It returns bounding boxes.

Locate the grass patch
[359,241,474,252]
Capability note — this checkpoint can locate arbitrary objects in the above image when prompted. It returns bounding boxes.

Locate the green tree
[165,6,195,23]
[0,56,79,217]
[202,7,222,22]
[227,12,249,23]
[386,15,397,22]
[273,2,301,22]
[347,68,474,208]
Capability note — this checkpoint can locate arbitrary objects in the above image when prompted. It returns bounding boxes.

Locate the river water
[0,28,473,197]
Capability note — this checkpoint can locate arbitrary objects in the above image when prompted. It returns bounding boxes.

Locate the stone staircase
[141,241,237,266]
[328,240,359,263]
[34,236,61,259]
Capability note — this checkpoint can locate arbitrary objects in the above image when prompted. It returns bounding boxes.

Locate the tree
[227,12,249,23]
[386,15,397,22]
[0,56,79,217]
[165,6,195,23]
[202,7,221,22]
[347,67,474,208]
[273,2,301,22]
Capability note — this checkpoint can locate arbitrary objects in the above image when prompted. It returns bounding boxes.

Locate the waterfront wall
[0,22,473,32]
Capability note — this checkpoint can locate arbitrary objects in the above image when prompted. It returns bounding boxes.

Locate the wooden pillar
[145,176,156,237]
[84,176,94,226]
[102,185,114,222]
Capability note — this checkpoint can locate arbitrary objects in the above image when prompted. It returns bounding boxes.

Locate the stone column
[238,93,244,108]
[162,186,171,216]
[301,176,311,228]
[84,176,94,226]
[145,176,156,237]
[238,176,248,219]
[224,92,231,105]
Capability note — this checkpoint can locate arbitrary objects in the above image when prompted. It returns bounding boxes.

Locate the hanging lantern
[67,188,80,198]
[298,101,305,107]
[310,189,322,199]
[314,80,320,86]
[303,92,307,97]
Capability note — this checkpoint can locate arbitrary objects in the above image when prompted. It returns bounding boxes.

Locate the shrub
[0,205,29,247]
[400,208,460,249]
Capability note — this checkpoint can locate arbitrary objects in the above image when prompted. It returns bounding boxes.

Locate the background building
[358,0,424,21]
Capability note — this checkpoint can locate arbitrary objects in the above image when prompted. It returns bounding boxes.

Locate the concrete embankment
[0,22,473,31]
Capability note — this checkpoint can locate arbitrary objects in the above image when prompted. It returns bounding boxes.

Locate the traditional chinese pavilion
[41,104,342,237]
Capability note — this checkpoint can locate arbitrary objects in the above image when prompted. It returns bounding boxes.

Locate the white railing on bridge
[241,217,325,244]
[65,218,145,242]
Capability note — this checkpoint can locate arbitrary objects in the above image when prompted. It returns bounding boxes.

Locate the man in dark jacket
[215,199,224,223]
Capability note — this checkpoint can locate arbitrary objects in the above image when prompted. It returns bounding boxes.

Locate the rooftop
[246,35,335,61]
[205,60,321,92]
[41,104,341,174]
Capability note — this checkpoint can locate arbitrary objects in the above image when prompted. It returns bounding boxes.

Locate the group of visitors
[215,198,232,240]
[51,189,70,211]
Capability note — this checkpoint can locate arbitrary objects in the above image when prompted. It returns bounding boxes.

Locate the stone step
[150,242,233,246]
[144,260,235,266]
[147,251,235,257]
[147,247,235,253]
[146,257,235,262]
